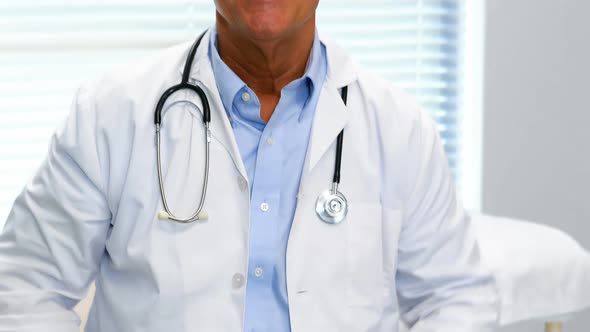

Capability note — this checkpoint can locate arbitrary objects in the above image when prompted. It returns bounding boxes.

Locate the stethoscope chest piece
[315,189,348,224]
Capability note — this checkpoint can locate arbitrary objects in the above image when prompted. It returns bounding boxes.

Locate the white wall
[483,1,590,331]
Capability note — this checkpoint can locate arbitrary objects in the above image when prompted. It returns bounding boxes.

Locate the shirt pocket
[346,201,387,307]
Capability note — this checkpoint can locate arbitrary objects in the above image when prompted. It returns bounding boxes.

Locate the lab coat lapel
[306,34,358,173]
[180,29,248,180]
[306,82,349,173]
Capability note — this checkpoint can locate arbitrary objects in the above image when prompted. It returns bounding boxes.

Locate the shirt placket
[242,92,285,332]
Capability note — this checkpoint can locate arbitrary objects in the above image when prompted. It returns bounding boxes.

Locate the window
[0,0,474,224]
[318,0,472,203]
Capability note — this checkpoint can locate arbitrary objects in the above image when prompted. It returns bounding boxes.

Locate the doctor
[0,0,498,331]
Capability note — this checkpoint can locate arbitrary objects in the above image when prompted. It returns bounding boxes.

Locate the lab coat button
[232,273,245,288]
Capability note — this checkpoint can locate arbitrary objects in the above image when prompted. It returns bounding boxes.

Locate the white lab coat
[0,30,498,331]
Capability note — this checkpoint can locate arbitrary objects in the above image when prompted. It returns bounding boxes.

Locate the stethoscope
[155,30,348,225]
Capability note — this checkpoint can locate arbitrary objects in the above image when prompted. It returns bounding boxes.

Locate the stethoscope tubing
[155,31,211,223]
[331,86,347,193]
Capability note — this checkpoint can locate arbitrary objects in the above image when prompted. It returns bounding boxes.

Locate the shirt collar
[302,28,324,103]
[208,26,325,122]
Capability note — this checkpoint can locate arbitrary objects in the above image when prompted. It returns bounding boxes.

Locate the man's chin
[241,22,292,42]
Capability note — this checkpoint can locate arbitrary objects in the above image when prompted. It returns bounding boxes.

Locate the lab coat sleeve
[395,107,499,331]
[0,84,111,331]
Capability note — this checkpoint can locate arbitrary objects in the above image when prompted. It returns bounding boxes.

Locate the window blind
[0,0,465,223]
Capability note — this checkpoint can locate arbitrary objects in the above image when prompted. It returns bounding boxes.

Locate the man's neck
[215,13,316,97]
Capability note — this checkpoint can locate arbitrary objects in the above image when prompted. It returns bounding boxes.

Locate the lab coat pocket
[346,202,385,307]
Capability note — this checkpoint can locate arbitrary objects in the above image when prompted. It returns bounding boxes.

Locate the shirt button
[254,267,264,277]
[237,176,248,192]
[260,202,269,212]
[266,136,274,145]
[232,273,245,289]
[241,92,251,102]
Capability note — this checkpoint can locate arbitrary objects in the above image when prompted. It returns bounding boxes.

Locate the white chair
[473,213,590,332]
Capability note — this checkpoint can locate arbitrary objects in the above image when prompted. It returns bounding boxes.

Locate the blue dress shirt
[209,28,327,332]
